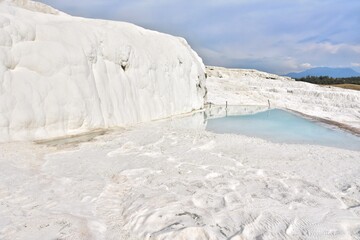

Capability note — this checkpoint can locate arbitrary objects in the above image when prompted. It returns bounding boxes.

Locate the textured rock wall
[0,0,206,141]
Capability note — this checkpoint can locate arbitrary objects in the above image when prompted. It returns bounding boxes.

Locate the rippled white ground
[1,114,360,240]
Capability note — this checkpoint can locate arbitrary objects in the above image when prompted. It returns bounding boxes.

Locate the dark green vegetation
[296,76,360,85]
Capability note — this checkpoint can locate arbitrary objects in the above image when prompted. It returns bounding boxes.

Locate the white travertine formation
[0,0,206,141]
[207,66,360,131]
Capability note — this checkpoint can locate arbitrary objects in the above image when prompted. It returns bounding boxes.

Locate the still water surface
[206,109,360,151]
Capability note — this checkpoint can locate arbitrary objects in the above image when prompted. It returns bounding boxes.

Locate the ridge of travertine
[4,0,61,15]
[207,66,293,81]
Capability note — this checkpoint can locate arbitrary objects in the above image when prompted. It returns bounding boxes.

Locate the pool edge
[285,108,360,137]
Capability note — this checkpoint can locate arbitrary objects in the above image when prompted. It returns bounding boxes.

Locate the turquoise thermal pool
[206,109,360,151]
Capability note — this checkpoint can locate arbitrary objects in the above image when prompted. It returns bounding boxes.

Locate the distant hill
[286,67,360,78]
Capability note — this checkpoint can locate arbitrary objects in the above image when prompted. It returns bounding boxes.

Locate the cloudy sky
[38,0,360,74]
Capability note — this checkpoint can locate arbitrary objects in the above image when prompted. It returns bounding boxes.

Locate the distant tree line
[295,76,360,85]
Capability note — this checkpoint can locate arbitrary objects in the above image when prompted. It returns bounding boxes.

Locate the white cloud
[304,42,360,55]
[301,63,312,68]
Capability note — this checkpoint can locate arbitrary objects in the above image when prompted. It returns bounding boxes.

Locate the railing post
[226,101,228,117]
